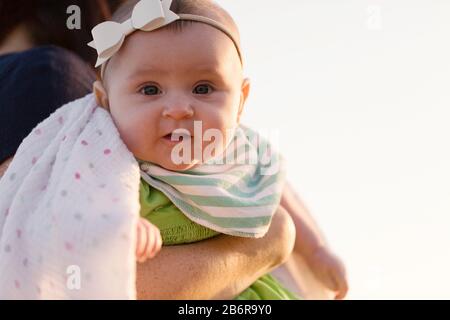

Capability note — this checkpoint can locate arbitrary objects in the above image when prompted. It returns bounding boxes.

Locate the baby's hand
[136,218,162,263]
[306,247,348,299]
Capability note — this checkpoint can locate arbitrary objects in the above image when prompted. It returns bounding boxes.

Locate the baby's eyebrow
[186,65,226,80]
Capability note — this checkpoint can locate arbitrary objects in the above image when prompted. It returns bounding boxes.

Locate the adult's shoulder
[0,46,96,164]
[0,45,96,98]
[0,45,84,66]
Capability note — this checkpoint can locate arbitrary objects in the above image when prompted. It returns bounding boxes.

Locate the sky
[216,0,450,299]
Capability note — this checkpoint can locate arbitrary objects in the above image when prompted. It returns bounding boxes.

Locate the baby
[90,0,347,299]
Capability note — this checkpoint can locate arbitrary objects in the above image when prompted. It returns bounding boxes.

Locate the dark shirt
[0,45,96,163]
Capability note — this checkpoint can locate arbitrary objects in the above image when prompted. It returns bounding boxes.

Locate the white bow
[88,0,179,67]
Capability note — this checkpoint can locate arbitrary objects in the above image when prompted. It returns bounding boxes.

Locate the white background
[216,0,450,299]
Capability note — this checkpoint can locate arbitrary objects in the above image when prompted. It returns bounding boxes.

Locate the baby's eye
[140,85,161,96]
[193,84,213,95]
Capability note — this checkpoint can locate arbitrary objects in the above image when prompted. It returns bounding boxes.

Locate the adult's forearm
[136,206,296,300]
[281,182,328,257]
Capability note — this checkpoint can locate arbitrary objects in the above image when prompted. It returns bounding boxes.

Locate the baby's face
[97,23,249,171]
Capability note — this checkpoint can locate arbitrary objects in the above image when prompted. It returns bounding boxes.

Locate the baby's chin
[136,144,226,172]
[140,156,201,172]
[158,161,200,172]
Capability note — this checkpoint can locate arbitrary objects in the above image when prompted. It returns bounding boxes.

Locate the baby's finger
[135,220,143,257]
[148,228,162,258]
[143,220,162,259]
[136,219,149,260]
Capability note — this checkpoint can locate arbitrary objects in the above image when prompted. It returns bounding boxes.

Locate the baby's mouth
[162,132,192,142]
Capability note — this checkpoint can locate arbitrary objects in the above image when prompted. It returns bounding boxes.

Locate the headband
[87,0,243,78]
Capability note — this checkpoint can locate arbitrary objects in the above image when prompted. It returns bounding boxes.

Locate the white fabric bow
[88,0,179,67]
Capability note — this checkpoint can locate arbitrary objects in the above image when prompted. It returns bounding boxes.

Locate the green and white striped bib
[138,125,286,238]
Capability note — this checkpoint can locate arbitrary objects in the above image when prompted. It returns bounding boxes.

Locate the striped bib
[139,125,286,238]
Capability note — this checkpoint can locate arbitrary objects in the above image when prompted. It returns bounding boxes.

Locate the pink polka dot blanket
[0,93,140,299]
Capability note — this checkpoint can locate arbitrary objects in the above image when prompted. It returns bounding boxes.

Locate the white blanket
[0,93,140,299]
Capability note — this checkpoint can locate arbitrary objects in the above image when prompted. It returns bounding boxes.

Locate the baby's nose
[162,100,194,120]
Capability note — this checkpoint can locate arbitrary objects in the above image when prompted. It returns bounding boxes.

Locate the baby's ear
[93,81,110,111]
[237,77,251,123]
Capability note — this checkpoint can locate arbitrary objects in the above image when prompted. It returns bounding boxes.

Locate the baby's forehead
[107,23,241,80]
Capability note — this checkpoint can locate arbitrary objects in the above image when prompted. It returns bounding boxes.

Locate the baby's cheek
[200,125,234,162]
[111,118,144,156]
[202,109,236,136]
[122,131,150,159]
[121,133,140,155]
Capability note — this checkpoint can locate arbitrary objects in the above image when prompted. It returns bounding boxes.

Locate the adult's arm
[280,182,348,299]
[281,182,327,256]
[136,206,296,300]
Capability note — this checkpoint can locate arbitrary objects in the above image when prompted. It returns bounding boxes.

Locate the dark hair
[0,0,126,66]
